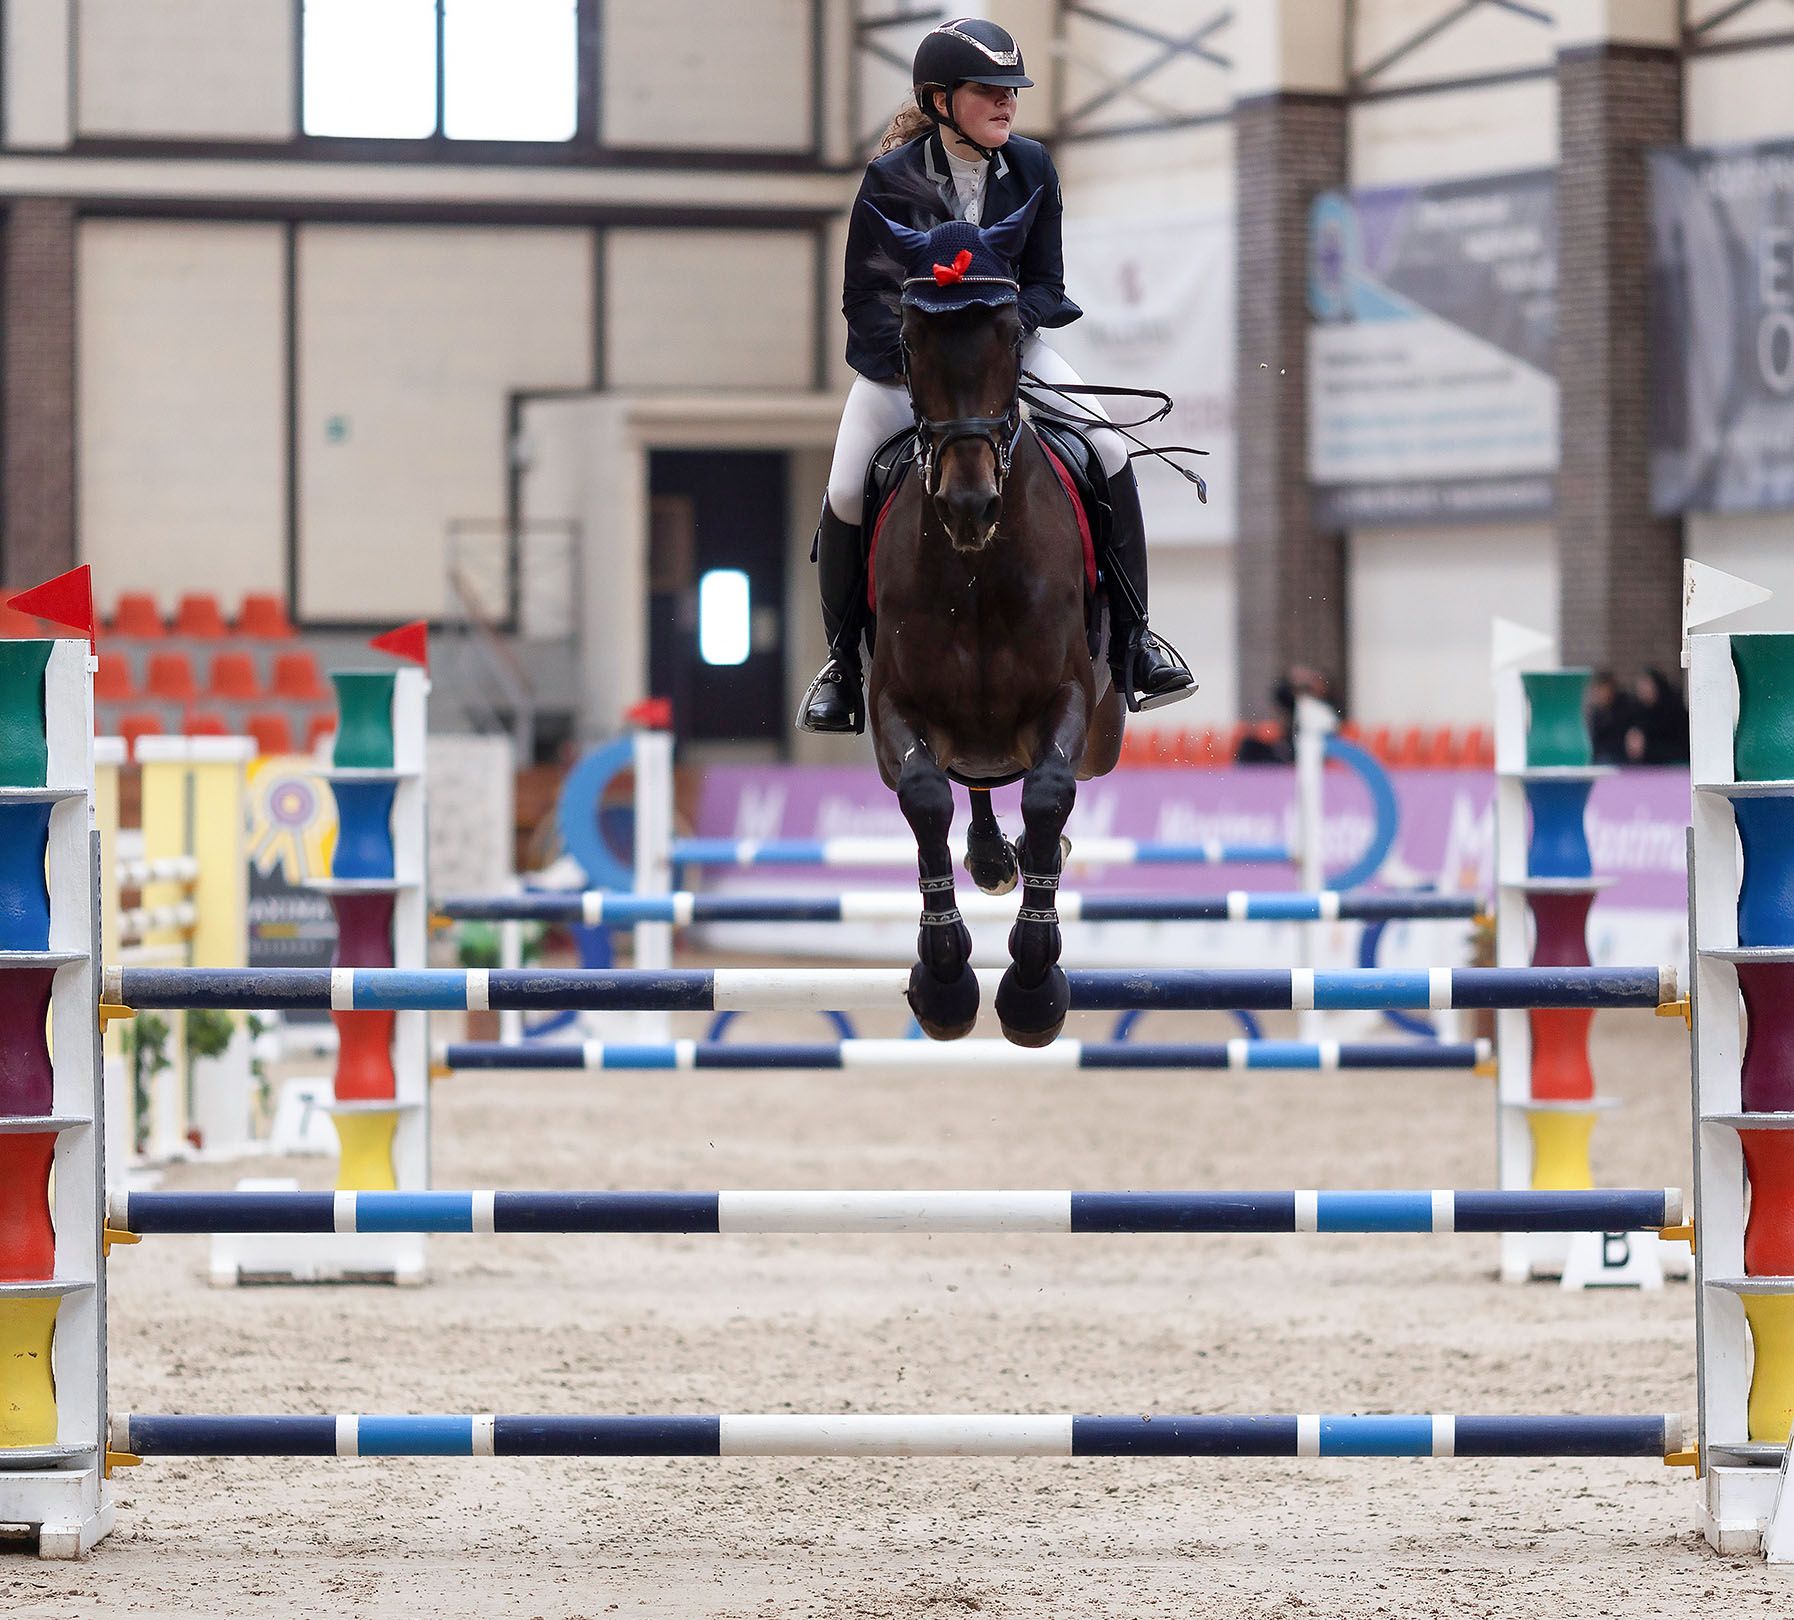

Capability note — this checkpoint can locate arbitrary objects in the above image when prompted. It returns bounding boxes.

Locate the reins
[894,275,1210,506]
[1019,372,1210,502]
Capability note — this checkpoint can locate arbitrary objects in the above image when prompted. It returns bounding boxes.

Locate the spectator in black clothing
[1587,669,1634,766]
[1624,667,1690,765]
[1236,665,1338,764]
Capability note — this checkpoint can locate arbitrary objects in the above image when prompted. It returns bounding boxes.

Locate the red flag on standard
[369,620,428,668]
[7,566,96,645]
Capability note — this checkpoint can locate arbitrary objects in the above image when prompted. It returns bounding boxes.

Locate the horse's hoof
[965,841,1019,896]
[906,959,980,1041]
[995,963,1069,1048]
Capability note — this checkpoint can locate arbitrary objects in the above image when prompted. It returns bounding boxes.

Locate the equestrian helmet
[911,18,1034,95]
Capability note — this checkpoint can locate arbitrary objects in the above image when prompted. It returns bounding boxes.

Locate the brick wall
[2,200,78,584]
[1555,44,1683,674]
[1233,93,1348,719]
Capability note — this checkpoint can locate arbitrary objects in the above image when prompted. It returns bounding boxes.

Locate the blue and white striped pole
[107,965,1678,1015]
[434,1037,1493,1074]
[110,1411,1684,1459]
[434,890,1482,927]
[667,836,1296,869]
[108,1187,1684,1235]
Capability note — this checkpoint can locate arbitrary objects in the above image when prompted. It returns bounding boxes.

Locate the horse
[862,194,1123,1047]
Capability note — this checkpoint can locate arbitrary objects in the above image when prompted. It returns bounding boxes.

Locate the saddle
[862,418,1111,665]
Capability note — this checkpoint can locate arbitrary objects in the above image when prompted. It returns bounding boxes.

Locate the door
[646,450,788,750]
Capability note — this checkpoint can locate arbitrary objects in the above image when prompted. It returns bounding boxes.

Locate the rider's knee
[825,470,866,525]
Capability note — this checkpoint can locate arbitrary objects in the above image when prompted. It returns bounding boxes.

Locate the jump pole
[110,1411,1686,1461]
[108,1186,1684,1236]
[106,963,1678,1015]
[434,890,1483,927]
[433,1036,1494,1074]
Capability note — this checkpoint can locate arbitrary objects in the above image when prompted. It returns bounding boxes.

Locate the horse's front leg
[996,684,1089,1047]
[875,706,979,1041]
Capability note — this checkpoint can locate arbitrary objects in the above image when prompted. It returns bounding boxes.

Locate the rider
[798,15,1196,734]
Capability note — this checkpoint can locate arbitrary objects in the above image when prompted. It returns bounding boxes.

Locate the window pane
[303,0,437,138]
[698,570,751,667]
[444,0,578,142]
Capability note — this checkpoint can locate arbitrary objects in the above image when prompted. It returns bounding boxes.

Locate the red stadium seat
[174,593,229,639]
[118,712,164,754]
[1428,726,1462,769]
[244,712,295,756]
[236,594,296,639]
[205,652,262,702]
[94,652,137,703]
[144,652,199,704]
[108,593,166,638]
[182,710,231,737]
[0,602,45,637]
[272,651,329,703]
[303,712,337,753]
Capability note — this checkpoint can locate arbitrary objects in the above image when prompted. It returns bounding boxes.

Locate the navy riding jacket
[842,130,1082,382]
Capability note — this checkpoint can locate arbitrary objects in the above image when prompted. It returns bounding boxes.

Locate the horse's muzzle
[937,487,1002,552]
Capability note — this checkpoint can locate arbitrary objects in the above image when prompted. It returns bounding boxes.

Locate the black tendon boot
[1102,463,1195,712]
[797,501,869,734]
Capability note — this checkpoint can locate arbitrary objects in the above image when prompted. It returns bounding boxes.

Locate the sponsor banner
[692,764,1687,912]
[1307,173,1558,526]
[1054,210,1235,545]
[1649,139,1794,514]
[246,757,337,979]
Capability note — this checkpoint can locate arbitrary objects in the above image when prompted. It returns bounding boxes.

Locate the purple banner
[692,765,1689,911]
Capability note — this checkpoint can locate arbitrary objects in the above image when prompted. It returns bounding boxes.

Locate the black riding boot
[1102,464,1195,712]
[796,500,868,734]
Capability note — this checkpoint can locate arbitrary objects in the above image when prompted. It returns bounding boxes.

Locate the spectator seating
[174,593,230,638]
[237,594,296,638]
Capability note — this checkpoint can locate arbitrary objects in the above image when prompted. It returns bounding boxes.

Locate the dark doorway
[647,449,788,750]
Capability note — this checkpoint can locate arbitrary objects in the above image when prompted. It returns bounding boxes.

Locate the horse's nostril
[978,495,1001,533]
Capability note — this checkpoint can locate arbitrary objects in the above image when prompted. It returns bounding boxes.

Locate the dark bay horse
[863,196,1123,1046]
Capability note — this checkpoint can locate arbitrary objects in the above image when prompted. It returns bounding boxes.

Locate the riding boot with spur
[797,500,869,734]
[1101,463,1196,712]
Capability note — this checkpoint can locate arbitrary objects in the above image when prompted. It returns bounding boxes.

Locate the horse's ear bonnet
[861,188,1044,315]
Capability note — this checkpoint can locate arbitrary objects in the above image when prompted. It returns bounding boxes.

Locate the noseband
[899,277,1026,499]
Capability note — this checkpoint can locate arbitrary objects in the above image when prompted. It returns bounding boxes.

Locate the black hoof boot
[995,963,1069,1048]
[907,959,980,1041]
[964,831,1019,896]
[797,658,865,734]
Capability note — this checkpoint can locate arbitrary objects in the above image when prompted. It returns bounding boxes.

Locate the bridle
[898,277,1027,499]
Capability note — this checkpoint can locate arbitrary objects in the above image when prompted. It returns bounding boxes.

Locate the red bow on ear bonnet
[932,248,974,286]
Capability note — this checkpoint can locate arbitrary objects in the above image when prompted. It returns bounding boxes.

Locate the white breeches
[824,336,1130,523]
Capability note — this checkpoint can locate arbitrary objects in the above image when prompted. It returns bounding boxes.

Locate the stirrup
[1121,630,1196,714]
[796,660,865,735]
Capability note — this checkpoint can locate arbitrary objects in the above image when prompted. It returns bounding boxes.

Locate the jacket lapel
[982,146,1018,226]
[921,133,959,220]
